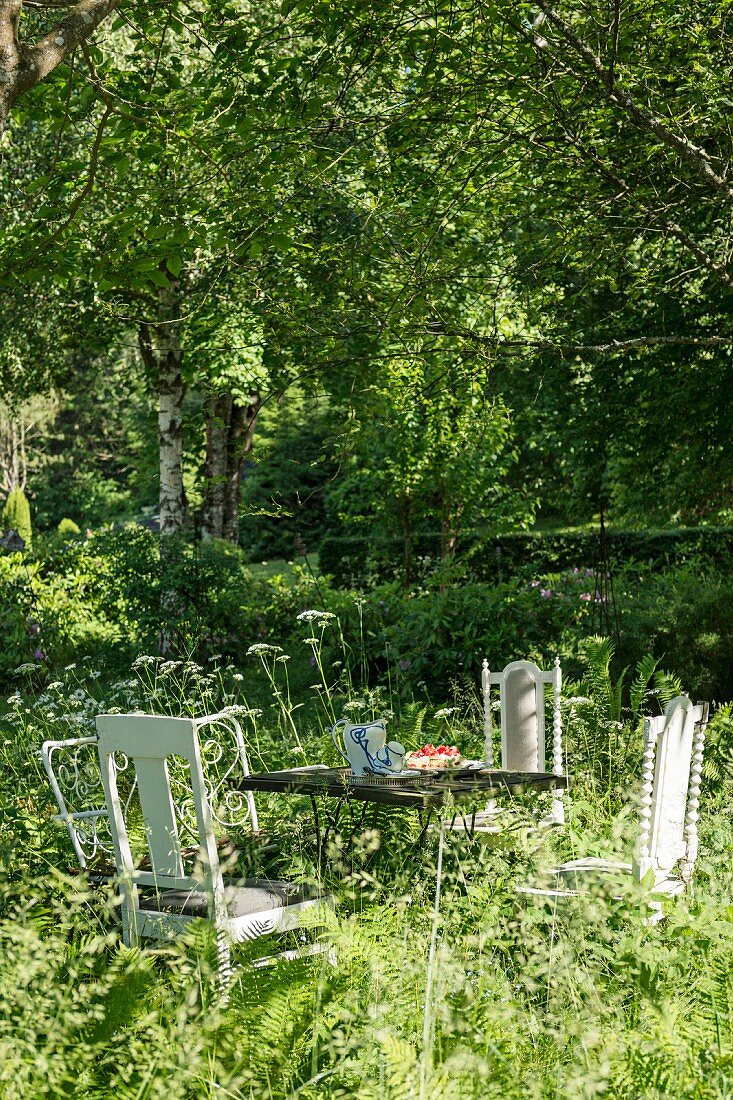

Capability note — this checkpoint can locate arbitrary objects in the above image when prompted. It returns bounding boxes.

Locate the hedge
[319,526,733,587]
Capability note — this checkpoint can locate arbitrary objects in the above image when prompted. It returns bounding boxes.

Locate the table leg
[309,795,322,864]
[414,808,434,850]
[319,797,344,865]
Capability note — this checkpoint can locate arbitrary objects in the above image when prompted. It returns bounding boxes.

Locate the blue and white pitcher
[330,719,405,776]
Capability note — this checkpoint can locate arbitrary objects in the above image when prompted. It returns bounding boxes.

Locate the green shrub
[1,488,32,548]
[352,569,592,694]
[56,517,81,537]
[320,525,733,587]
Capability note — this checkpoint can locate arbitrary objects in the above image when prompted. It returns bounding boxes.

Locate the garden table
[236,766,570,864]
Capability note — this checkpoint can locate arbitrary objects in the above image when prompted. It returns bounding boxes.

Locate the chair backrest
[482,658,563,776]
[96,712,258,892]
[41,736,118,871]
[636,696,709,883]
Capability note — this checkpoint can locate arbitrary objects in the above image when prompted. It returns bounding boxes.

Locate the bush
[1,488,32,548]
[0,527,352,686]
[614,560,733,701]
[351,570,592,695]
[320,525,733,587]
[56,518,81,537]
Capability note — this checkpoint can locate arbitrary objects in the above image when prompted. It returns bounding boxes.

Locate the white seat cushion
[139,878,317,918]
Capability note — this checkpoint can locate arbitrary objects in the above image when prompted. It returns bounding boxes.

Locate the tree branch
[533,0,733,204]
[460,332,733,356]
[2,0,122,119]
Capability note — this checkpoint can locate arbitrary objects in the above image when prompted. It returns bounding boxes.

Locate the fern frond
[582,635,615,713]
[653,669,684,708]
[630,654,661,718]
[610,665,629,723]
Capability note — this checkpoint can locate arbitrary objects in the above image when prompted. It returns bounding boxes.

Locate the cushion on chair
[139,878,317,918]
[503,668,539,771]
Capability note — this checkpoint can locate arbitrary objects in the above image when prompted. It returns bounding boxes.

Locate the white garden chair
[40,711,256,881]
[448,658,564,834]
[41,735,119,880]
[95,711,332,980]
[518,695,709,923]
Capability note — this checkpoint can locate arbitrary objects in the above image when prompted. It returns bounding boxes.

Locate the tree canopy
[1,0,732,537]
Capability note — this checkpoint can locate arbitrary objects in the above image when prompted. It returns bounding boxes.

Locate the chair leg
[216,927,233,999]
[122,906,139,948]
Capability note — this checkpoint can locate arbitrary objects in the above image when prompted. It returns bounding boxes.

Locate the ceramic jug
[330,719,405,776]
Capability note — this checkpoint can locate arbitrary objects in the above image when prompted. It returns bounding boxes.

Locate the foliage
[325,362,534,575]
[2,487,32,547]
[1,631,733,1098]
[238,397,340,562]
[56,518,81,537]
[320,525,733,588]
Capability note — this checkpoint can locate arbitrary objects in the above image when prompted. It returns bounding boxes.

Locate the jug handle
[329,718,350,763]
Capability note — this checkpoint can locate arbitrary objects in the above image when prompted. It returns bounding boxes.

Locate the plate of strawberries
[404,744,463,771]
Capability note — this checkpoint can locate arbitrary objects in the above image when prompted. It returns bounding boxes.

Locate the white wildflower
[132,655,157,668]
[221,704,263,719]
[13,663,37,674]
[246,643,282,656]
[231,672,244,682]
[276,655,291,663]
[343,700,365,712]
[434,707,456,719]
[47,682,63,691]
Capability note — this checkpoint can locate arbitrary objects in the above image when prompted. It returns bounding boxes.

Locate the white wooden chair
[449,658,564,834]
[518,696,709,922]
[94,712,333,979]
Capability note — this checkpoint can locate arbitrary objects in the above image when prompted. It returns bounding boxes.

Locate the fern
[398,704,429,746]
[652,668,684,708]
[629,654,661,718]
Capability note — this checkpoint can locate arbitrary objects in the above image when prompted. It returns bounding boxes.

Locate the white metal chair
[95,712,332,979]
[41,735,119,880]
[41,711,257,882]
[448,658,564,834]
[518,696,709,922]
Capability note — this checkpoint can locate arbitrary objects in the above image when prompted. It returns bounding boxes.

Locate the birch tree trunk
[140,285,186,536]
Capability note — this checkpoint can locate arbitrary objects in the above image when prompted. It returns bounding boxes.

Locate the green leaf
[148,270,171,288]
[166,254,183,277]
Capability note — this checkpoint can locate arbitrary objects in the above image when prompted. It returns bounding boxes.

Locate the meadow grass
[1,622,732,1098]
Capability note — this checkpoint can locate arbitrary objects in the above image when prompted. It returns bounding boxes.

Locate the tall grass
[1,607,732,1098]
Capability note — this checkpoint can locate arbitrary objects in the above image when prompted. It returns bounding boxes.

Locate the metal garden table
[236,766,570,863]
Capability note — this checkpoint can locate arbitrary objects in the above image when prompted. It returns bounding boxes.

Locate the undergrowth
[0,609,732,1098]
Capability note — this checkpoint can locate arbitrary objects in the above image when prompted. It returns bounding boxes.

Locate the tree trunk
[440,490,457,561]
[399,493,413,588]
[202,388,260,544]
[201,393,232,540]
[222,391,260,544]
[140,285,186,536]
